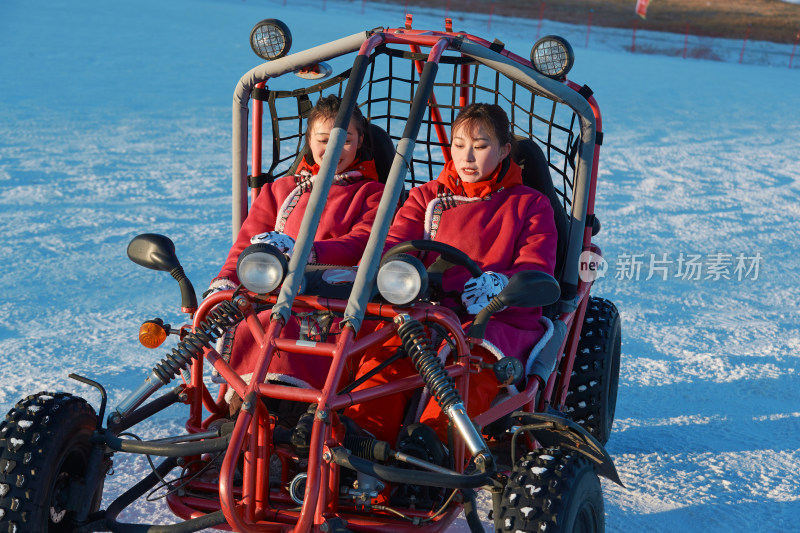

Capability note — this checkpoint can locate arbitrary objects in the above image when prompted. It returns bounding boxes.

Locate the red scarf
[436,158,522,198]
[296,155,380,181]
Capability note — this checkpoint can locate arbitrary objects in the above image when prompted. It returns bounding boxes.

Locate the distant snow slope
[1,0,799,531]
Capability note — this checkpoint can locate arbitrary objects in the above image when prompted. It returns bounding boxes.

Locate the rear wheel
[565,297,621,445]
[0,392,102,532]
[497,447,604,533]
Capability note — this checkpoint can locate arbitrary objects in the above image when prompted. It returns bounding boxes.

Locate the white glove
[461,271,509,315]
[251,231,295,257]
[203,278,237,383]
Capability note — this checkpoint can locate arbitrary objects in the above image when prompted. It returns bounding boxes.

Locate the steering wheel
[383,239,482,278]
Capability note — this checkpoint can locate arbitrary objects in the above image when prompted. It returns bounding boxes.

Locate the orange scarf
[296,155,380,181]
[436,158,522,198]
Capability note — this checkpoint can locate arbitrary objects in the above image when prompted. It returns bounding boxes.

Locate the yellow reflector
[139,321,167,349]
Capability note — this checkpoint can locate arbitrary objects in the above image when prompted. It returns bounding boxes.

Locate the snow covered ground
[1,0,799,531]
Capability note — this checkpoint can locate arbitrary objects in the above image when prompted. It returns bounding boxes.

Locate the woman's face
[307,117,363,174]
[450,121,511,184]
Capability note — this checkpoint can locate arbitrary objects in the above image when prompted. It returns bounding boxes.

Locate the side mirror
[497,270,560,309]
[468,270,560,340]
[127,233,180,272]
[127,234,198,312]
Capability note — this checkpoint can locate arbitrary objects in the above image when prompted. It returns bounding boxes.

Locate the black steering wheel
[383,240,483,278]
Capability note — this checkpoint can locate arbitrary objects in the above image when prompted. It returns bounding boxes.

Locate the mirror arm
[171,267,198,313]
[466,296,506,340]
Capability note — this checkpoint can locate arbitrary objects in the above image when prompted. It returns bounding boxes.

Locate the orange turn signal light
[139,319,168,349]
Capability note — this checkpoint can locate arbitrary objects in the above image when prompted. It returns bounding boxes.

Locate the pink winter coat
[215,157,384,283]
[218,157,384,390]
[384,158,558,362]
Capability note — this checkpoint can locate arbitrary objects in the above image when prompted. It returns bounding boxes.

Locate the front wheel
[496,448,604,533]
[0,392,103,532]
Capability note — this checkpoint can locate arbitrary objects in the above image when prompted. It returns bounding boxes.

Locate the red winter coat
[217,157,384,391]
[215,157,383,284]
[344,158,558,443]
[385,158,558,362]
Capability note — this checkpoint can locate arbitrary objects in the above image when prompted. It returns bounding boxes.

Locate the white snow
[2,0,799,532]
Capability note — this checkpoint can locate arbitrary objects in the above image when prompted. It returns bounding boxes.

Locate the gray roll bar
[341,40,450,333]
[231,31,370,241]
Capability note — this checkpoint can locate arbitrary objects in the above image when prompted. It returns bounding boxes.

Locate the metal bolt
[322,451,332,462]
[319,524,329,532]
[316,409,328,421]
[233,295,249,309]
[242,401,252,411]
[177,391,188,402]
[393,314,411,326]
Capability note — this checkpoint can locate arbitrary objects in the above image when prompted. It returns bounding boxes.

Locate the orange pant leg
[419,346,500,443]
[343,336,418,444]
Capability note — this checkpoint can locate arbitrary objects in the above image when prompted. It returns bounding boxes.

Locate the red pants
[343,332,500,445]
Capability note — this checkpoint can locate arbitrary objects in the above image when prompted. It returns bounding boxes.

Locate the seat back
[286,122,395,183]
[514,137,569,287]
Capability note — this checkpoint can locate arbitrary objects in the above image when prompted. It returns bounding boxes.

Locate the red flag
[635,0,650,19]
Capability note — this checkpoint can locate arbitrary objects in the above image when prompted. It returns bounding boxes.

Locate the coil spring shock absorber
[394,314,492,466]
[152,300,243,383]
[112,300,244,422]
[396,316,461,413]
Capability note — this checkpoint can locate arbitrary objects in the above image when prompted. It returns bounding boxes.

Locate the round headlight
[250,19,292,61]
[377,254,428,305]
[530,35,574,79]
[236,243,288,294]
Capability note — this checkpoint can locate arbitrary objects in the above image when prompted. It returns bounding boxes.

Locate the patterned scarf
[424,158,522,240]
[274,157,378,232]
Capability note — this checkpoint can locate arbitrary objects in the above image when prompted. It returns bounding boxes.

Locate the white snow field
[1,0,799,531]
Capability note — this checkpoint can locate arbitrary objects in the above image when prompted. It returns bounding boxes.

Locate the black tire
[0,392,102,532]
[565,297,621,445]
[497,448,604,533]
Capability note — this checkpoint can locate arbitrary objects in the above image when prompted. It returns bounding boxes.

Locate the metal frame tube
[342,37,452,333]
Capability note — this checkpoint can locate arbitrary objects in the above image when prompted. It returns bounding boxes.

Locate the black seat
[514,137,569,285]
[287,123,395,183]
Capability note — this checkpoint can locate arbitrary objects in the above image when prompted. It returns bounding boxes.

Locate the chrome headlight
[236,243,288,294]
[377,254,428,305]
[250,19,292,61]
[530,35,574,79]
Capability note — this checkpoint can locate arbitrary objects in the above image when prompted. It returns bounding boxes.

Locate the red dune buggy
[0,16,622,533]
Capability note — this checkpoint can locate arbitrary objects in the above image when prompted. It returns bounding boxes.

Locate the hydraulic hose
[330,447,489,489]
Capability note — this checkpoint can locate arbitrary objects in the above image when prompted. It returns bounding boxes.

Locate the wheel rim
[574,498,600,533]
[48,445,91,530]
[49,472,70,524]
